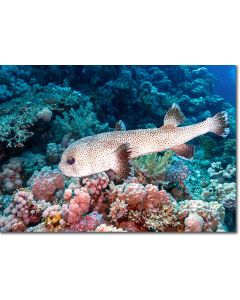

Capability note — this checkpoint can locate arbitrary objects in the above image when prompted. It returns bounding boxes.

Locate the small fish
[59,104,229,180]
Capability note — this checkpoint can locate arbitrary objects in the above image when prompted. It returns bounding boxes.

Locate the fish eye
[66,157,75,165]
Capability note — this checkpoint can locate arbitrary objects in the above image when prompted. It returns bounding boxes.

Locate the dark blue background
[205,65,236,106]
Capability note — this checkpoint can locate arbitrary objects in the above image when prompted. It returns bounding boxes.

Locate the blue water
[205,65,236,106]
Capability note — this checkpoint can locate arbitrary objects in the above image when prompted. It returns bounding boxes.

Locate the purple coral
[165,161,190,182]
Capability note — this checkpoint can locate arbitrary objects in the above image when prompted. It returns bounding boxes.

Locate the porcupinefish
[58,104,229,180]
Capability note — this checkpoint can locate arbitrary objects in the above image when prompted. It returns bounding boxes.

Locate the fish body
[59,104,229,179]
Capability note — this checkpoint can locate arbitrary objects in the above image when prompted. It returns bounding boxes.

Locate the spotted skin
[59,104,229,178]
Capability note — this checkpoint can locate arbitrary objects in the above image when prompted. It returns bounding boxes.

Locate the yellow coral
[45,213,62,232]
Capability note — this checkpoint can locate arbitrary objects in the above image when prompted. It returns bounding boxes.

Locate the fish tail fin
[209,112,230,137]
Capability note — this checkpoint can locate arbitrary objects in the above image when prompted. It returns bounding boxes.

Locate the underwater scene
[0,65,236,233]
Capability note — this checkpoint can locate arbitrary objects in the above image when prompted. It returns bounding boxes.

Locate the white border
[0,1,239,300]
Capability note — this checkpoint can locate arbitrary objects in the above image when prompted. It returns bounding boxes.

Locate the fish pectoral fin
[164,103,185,127]
[112,143,132,181]
[115,120,126,131]
[171,144,194,160]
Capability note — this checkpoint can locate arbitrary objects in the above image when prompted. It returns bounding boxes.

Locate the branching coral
[108,198,128,223]
[53,102,109,141]
[0,83,101,148]
[128,204,182,232]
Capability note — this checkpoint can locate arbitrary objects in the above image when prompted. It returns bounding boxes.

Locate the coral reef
[0,65,236,232]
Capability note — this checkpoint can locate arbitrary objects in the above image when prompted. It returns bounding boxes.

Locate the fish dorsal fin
[115,120,126,131]
[112,143,132,181]
[171,144,194,160]
[164,103,185,126]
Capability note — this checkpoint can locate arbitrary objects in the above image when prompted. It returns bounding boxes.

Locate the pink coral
[144,185,170,209]
[62,188,91,225]
[108,182,171,211]
[67,211,103,232]
[63,188,72,201]
[81,172,109,210]
[184,212,204,232]
[177,200,225,232]
[0,189,45,232]
[42,204,62,219]
[28,167,64,201]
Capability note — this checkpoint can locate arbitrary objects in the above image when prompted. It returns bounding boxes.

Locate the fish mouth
[58,162,75,177]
